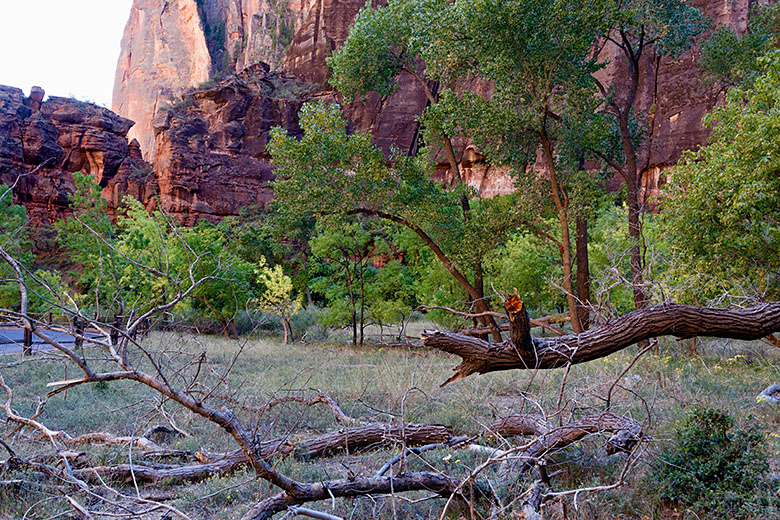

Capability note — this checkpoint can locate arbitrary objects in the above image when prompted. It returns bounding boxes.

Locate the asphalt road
[0,328,101,355]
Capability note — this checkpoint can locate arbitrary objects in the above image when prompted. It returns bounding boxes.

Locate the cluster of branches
[0,215,661,518]
[2,206,779,518]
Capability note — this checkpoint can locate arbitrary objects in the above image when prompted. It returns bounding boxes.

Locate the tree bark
[423,299,780,384]
[242,472,460,520]
[616,49,647,311]
[575,217,591,330]
[540,130,582,333]
[71,423,453,484]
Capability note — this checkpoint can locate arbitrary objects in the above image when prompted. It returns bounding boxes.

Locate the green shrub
[651,407,777,518]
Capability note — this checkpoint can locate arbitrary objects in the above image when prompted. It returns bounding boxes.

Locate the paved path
[0,328,101,355]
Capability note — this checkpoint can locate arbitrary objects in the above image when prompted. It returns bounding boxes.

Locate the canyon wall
[2,0,761,239]
[112,0,430,163]
[0,86,153,249]
[149,64,310,223]
[113,0,212,160]
[604,0,753,202]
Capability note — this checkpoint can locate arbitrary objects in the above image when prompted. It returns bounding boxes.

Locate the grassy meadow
[1,324,779,519]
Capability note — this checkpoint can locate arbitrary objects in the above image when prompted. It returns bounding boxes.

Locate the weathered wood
[486,414,553,437]
[296,423,451,460]
[516,412,643,464]
[424,302,780,384]
[73,423,453,484]
[242,472,460,520]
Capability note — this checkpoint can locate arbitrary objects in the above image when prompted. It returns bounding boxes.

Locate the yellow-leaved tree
[254,259,301,343]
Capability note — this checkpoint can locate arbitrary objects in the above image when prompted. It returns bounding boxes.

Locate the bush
[650,407,777,518]
[291,304,327,341]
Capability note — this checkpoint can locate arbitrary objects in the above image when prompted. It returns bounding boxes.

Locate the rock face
[107,0,761,219]
[113,0,212,160]
[0,86,153,249]
[112,0,433,162]
[596,0,753,204]
[197,0,312,74]
[150,65,312,224]
[281,0,367,84]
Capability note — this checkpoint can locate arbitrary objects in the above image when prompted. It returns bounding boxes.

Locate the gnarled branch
[423,297,780,384]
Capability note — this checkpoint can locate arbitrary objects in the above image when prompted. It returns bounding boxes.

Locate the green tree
[662,52,780,302]
[434,0,608,331]
[365,259,418,339]
[169,219,255,336]
[327,0,462,175]
[701,3,780,89]
[0,185,32,312]
[310,218,380,346]
[269,103,517,341]
[590,0,706,310]
[328,0,504,338]
[57,174,254,336]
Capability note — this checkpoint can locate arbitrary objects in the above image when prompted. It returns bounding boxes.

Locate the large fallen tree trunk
[423,296,780,384]
[73,423,452,484]
[243,473,461,520]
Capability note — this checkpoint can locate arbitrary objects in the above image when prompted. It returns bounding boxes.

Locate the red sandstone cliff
[0,86,154,249]
[149,64,312,223]
[112,0,431,164]
[112,0,212,160]
[112,0,760,213]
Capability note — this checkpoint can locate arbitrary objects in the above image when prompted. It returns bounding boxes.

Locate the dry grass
[1,328,779,519]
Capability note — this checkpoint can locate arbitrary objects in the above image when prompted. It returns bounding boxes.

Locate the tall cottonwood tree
[589,0,706,310]
[431,0,608,332]
[328,0,503,339]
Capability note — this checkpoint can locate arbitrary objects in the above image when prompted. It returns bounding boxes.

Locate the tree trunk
[72,423,453,485]
[282,315,291,344]
[616,60,648,311]
[423,297,780,385]
[541,131,582,333]
[576,217,591,330]
[359,262,365,347]
[243,473,460,520]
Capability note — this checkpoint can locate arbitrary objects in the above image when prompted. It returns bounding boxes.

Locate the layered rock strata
[0,86,153,249]
[150,65,312,224]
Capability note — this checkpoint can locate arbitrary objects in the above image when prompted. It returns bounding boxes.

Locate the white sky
[0,0,134,108]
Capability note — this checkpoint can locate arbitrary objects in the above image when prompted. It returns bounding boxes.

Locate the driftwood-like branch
[73,423,452,484]
[757,384,780,404]
[258,393,359,426]
[242,472,460,520]
[486,414,553,437]
[423,296,780,384]
[515,412,643,463]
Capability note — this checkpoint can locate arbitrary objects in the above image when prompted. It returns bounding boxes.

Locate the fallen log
[73,423,452,484]
[515,412,643,463]
[423,296,780,385]
[486,414,553,437]
[242,472,460,520]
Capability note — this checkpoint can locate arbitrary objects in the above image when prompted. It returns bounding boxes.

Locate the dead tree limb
[486,414,553,437]
[515,412,643,463]
[242,473,460,520]
[71,423,452,484]
[423,296,780,385]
